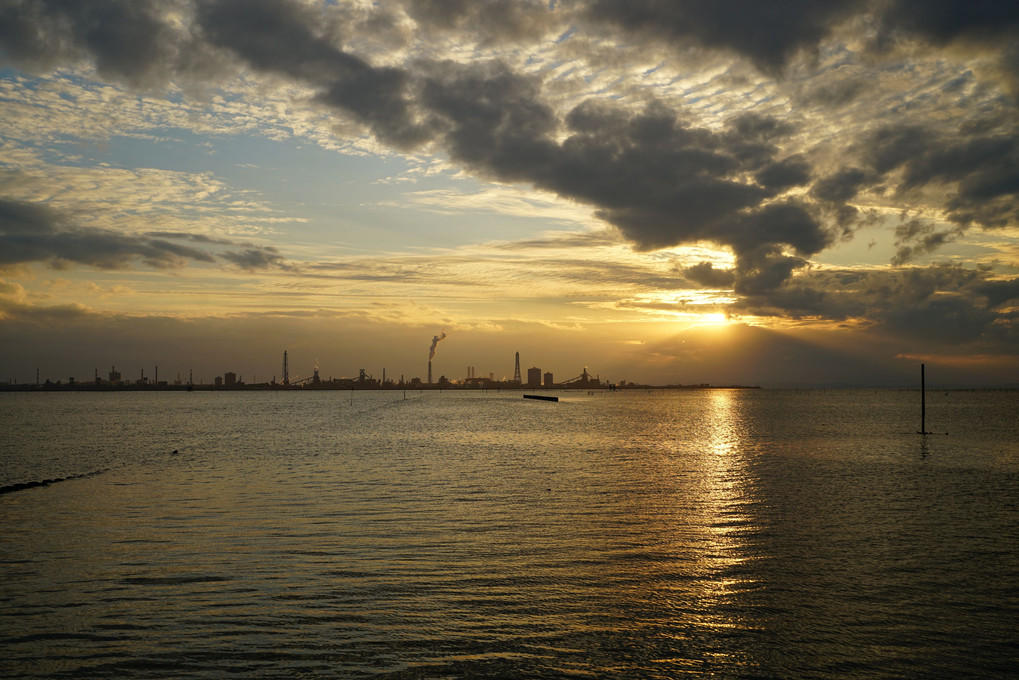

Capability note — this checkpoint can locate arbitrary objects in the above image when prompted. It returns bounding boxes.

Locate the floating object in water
[0,469,105,495]
[523,394,558,402]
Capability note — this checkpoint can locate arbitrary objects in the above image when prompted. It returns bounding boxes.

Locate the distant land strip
[0,382,760,392]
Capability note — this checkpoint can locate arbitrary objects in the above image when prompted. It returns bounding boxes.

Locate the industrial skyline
[2,346,613,391]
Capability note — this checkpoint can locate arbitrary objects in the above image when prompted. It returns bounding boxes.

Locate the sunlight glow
[701,312,729,326]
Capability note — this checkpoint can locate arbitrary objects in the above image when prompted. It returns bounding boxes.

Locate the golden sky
[2,1,1018,386]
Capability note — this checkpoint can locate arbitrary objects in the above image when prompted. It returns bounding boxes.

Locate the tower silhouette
[513,351,521,383]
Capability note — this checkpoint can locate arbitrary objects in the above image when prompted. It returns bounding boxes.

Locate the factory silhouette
[7,349,608,392]
[252,348,606,391]
[5,334,756,391]
[217,348,605,391]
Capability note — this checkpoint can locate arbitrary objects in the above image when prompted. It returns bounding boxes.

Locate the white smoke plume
[428,331,447,361]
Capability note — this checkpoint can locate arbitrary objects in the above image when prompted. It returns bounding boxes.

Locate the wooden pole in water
[921,362,926,434]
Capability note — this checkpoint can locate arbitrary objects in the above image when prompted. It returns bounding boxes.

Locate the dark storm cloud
[196,0,430,148]
[854,123,1019,262]
[682,262,736,288]
[811,168,875,204]
[865,125,1019,224]
[880,294,1003,345]
[733,265,1019,349]
[582,0,866,72]
[416,64,826,290]
[0,199,216,269]
[405,0,555,43]
[0,0,204,86]
[755,156,811,191]
[976,277,1019,308]
[418,59,557,176]
[878,0,1019,45]
[452,99,829,290]
[583,1,1019,74]
[732,247,810,296]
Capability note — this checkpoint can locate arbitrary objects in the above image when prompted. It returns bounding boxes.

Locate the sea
[1,388,1017,679]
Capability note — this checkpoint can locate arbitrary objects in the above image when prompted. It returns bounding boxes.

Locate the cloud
[581,0,866,72]
[2,0,1019,352]
[489,230,620,251]
[879,293,1005,345]
[0,198,216,269]
[862,123,1019,226]
[811,167,874,204]
[976,277,1019,308]
[416,87,828,290]
[890,219,963,266]
[878,0,1019,46]
[0,0,212,88]
[582,1,1019,79]
[732,264,1019,351]
[218,246,288,271]
[405,0,557,44]
[2,1,1014,276]
[682,262,736,288]
[755,155,812,191]
[197,0,430,148]
[1,3,835,293]
[0,200,289,271]
[148,231,292,271]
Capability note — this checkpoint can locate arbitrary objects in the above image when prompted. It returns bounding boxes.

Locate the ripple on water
[2,389,1017,678]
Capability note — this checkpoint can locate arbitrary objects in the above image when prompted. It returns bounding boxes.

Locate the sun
[701,312,729,326]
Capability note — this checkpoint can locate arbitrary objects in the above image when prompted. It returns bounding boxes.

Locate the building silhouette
[527,367,541,387]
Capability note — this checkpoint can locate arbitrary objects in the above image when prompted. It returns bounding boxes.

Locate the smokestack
[428,331,446,384]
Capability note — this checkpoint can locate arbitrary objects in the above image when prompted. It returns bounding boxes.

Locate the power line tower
[282,350,289,386]
[513,351,521,383]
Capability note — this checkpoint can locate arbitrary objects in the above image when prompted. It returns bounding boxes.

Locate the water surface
[2,389,1017,678]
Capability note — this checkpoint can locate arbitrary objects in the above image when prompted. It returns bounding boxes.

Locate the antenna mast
[920,363,927,434]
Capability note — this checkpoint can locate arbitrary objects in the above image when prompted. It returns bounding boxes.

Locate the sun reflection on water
[690,390,763,639]
[606,390,767,669]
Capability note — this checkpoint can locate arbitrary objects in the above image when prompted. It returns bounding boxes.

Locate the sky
[1,0,1018,387]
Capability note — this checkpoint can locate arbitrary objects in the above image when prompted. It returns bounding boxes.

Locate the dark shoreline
[0,382,762,393]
